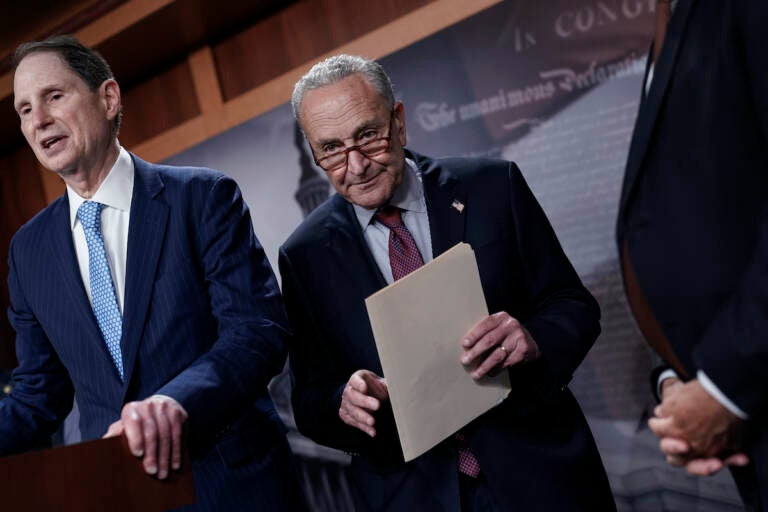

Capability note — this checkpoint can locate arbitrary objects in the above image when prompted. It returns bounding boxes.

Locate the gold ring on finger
[498,345,508,356]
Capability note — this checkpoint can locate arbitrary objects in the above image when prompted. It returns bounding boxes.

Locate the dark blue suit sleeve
[505,164,601,395]
[0,240,74,454]
[155,175,289,439]
[278,247,377,454]
[691,3,768,418]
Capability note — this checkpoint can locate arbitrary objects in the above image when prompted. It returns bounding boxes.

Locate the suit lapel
[46,196,109,361]
[121,156,169,389]
[325,195,389,374]
[326,194,387,293]
[619,0,696,218]
[411,152,467,257]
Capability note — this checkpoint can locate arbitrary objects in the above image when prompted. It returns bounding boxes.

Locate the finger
[348,372,370,395]
[340,385,379,434]
[461,313,506,350]
[470,345,508,379]
[367,378,389,401]
[360,372,389,401]
[648,415,677,438]
[103,420,124,438]
[723,453,750,467]
[344,382,380,411]
[152,401,172,479]
[170,407,185,471]
[339,404,376,437]
[500,330,536,368]
[686,458,724,476]
[462,317,517,367]
[121,403,145,458]
[654,399,675,419]
[660,437,691,456]
[141,408,159,476]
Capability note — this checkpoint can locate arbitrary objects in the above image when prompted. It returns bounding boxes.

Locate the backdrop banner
[164,1,744,509]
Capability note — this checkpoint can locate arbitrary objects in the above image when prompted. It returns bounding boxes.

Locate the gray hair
[291,54,395,123]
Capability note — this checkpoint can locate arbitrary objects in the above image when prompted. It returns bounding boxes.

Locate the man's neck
[61,141,121,199]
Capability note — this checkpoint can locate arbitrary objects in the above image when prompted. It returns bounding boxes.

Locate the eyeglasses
[312,111,395,171]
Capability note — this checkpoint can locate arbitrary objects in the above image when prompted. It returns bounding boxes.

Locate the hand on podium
[104,395,188,479]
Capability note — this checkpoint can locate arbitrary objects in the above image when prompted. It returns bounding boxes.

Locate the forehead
[13,52,84,102]
[299,74,389,142]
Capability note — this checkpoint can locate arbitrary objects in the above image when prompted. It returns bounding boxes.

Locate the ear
[393,101,407,147]
[100,79,121,123]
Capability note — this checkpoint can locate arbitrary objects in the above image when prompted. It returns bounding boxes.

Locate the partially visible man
[617,0,768,509]
[280,54,615,511]
[2,35,303,510]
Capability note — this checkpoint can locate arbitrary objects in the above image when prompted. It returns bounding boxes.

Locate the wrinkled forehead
[300,76,390,137]
[13,51,81,98]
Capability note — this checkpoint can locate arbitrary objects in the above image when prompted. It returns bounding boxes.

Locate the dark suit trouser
[730,425,768,512]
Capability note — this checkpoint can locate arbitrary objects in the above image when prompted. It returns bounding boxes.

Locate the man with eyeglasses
[279,54,614,511]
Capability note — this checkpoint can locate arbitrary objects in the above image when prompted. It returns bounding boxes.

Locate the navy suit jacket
[3,154,299,510]
[280,151,615,511]
[617,0,768,505]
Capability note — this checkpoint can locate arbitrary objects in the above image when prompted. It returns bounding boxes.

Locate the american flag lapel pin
[451,199,465,213]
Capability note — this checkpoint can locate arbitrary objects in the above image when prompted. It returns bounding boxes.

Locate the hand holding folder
[365,243,511,462]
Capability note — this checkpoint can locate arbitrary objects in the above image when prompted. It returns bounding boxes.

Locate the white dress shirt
[67,146,134,314]
[353,159,433,284]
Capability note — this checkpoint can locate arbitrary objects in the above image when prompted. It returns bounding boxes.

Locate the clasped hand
[649,378,749,475]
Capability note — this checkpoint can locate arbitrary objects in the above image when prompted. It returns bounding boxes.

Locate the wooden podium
[0,435,195,511]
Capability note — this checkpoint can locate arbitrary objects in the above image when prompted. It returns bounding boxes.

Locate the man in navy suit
[279,54,614,511]
[618,1,768,509]
[2,35,303,510]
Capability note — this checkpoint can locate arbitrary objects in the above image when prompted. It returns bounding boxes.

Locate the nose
[346,149,369,176]
[30,105,53,130]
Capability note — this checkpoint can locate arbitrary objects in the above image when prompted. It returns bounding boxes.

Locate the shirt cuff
[697,370,749,420]
[656,368,679,401]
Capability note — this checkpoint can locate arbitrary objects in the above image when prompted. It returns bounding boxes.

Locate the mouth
[350,173,381,188]
[40,135,66,151]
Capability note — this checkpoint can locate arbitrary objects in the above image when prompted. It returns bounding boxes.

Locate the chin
[354,193,389,210]
[39,155,76,175]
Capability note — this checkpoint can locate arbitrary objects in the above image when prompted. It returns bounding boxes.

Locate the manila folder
[365,242,510,462]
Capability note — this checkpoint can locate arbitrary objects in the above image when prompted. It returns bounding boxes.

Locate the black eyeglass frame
[311,109,397,171]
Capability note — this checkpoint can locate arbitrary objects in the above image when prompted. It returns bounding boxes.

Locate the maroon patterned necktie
[374,205,482,478]
[374,206,424,280]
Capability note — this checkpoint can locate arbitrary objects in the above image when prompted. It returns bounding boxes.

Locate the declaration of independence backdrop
[164,1,744,509]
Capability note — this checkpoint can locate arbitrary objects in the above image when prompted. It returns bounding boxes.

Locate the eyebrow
[316,118,386,148]
[14,85,64,110]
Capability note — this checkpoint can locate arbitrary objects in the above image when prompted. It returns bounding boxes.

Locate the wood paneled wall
[120,60,201,148]
[213,0,434,102]
[0,0,501,369]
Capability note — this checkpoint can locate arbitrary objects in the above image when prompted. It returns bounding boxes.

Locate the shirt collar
[353,158,426,230]
[67,146,135,230]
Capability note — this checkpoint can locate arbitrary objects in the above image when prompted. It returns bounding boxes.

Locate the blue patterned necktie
[77,201,124,379]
